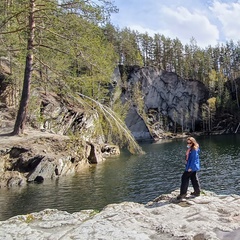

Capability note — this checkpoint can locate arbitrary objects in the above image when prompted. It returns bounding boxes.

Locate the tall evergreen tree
[0,0,118,135]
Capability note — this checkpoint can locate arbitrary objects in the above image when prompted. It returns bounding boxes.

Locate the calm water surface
[0,134,240,221]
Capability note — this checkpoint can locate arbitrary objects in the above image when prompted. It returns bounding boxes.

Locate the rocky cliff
[120,66,209,140]
[119,66,240,140]
[0,129,120,188]
[0,80,121,188]
[1,189,240,240]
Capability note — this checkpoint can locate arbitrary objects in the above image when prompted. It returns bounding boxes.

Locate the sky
[110,0,240,48]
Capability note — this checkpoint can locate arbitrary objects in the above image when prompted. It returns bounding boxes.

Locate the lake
[0,134,240,221]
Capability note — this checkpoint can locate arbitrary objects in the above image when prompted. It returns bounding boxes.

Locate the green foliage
[89,209,100,217]
[119,28,144,66]
[27,95,41,127]
[1,0,240,138]
[0,0,118,97]
[77,93,144,154]
[66,132,88,160]
[207,97,216,112]
[207,69,218,95]
[131,82,146,120]
[0,0,121,134]
[222,88,231,109]
[25,214,34,223]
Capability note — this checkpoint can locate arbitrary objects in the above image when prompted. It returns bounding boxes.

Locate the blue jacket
[185,148,200,172]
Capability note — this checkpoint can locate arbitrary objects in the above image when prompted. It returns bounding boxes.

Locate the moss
[89,209,100,217]
[25,214,34,223]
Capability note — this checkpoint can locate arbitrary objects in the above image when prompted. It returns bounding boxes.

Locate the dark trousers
[180,171,200,195]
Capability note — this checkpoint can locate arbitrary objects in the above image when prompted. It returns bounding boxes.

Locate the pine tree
[0,0,118,135]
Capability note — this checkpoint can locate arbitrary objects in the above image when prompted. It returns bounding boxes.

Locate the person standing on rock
[177,137,201,200]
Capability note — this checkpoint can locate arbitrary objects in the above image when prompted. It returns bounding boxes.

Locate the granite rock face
[125,107,152,140]
[1,189,240,240]
[121,67,209,140]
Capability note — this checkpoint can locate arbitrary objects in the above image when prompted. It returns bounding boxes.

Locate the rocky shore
[1,189,240,240]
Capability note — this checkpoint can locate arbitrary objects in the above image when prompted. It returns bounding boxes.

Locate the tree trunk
[234,81,239,108]
[12,0,35,135]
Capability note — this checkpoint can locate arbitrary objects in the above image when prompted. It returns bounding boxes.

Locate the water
[0,134,240,221]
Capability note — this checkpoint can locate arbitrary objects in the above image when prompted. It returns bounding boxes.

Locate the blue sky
[110,0,240,48]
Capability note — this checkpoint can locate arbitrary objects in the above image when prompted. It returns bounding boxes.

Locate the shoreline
[1,189,240,240]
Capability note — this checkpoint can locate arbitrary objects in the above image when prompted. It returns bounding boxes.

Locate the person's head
[187,137,199,150]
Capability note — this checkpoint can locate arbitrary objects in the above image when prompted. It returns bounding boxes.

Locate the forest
[0,0,239,140]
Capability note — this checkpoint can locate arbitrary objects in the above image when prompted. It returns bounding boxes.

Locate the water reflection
[200,135,240,194]
[0,134,240,221]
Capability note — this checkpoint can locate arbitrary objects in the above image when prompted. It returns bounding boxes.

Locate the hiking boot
[177,194,187,200]
[190,192,200,197]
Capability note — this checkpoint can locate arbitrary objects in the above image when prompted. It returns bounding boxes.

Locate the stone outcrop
[0,66,105,144]
[0,131,120,188]
[0,171,27,188]
[125,107,153,140]
[1,189,240,240]
[120,66,209,140]
[0,67,121,188]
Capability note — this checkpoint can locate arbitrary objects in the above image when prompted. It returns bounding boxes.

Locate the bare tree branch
[0,26,27,34]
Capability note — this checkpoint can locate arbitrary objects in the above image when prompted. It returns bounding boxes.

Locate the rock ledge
[1,189,240,240]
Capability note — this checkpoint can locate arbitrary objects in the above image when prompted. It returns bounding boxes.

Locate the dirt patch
[0,117,69,150]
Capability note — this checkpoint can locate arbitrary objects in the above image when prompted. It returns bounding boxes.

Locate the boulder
[0,171,26,188]
[101,144,120,157]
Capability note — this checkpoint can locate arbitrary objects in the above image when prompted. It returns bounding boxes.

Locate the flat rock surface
[1,190,240,240]
[0,127,69,148]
